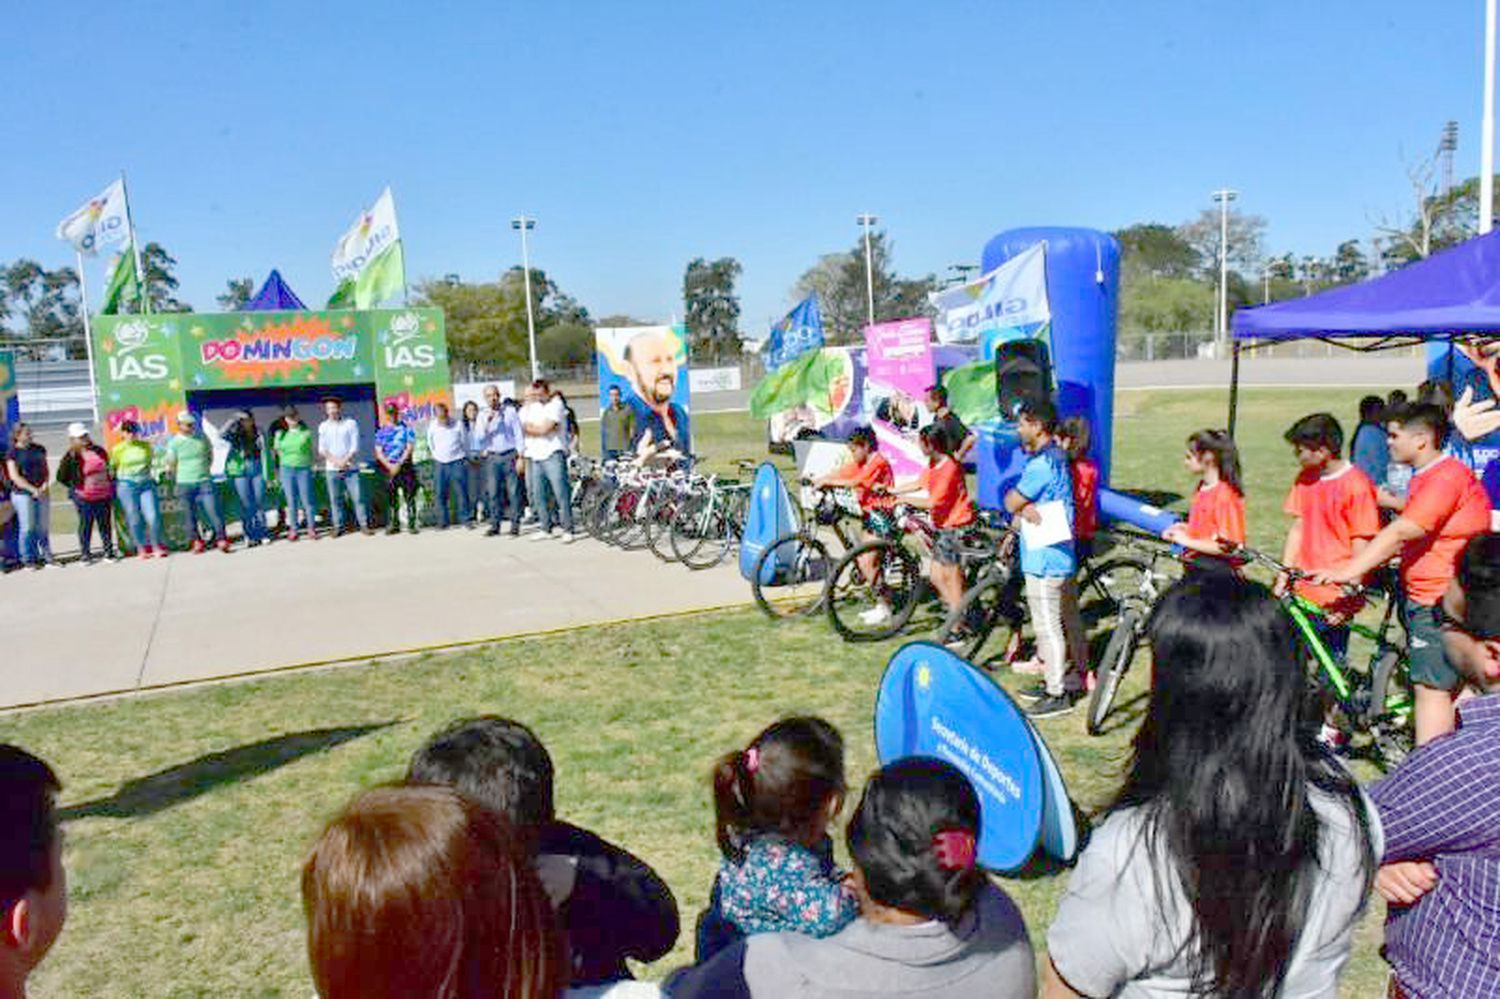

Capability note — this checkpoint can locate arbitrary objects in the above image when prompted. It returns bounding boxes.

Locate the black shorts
[933,528,967,567]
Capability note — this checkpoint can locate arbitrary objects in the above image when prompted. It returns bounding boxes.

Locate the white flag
[330,187,400,282]
[56,179,129,256]
[930,242,1050,343]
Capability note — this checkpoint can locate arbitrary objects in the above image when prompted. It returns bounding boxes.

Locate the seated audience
[304,783,660,999]
[1368,532,1500,999]
[0,745,67,999]
[1043,573,1377,998]
[696,717,857,961]
[667,757,1035,998]
[407,717,679,987]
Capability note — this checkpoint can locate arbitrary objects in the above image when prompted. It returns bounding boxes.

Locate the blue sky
[1,1,1488,331]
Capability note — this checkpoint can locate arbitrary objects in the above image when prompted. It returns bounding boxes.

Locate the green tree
[141,243,191,313]
[1118,275,1214,333]
[1381,172,1499,267]
[537,322,595,368]
[790,232,937,344]
[595,313,651,328]
[216,277,254,311]
[2,259,84,342]
[1331,240,1369,284]
[683,256,743,363]
[415,267,590,372]
[1114,223,1201,279]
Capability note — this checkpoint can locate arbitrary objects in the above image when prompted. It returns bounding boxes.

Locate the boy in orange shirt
[1279,413,1381,748]
[814,427,897,621]
[1324,403,1492,743]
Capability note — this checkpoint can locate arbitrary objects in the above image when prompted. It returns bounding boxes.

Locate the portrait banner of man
[595,325,692,458]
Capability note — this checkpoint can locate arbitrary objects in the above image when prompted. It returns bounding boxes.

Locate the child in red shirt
[1163,429,1246,566]
[893,424,975,616]
[1056,416,1099,684]
[813,426,894,530]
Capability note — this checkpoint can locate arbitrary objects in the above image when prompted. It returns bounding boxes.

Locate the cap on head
[66,422,90,439]
[177,411,195,426]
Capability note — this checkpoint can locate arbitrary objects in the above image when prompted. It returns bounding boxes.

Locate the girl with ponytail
[1164,428,1248,565]
[695,716,856,961]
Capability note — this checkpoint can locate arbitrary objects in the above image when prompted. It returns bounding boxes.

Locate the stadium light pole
[511,215,539,380]
[1483,0,1496,234]
[1211,189,1238,357]
[856,213,879,328]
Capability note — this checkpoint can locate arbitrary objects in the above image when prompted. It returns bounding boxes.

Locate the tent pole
[1228,339,1242,438]
[1446,335,1455,385]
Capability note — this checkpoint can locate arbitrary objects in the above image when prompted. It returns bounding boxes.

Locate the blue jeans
[324,468,369,532]
[532,451,573,534]
[433,459,470,528]
[486,452,522,531]
[12,490,53,564]
[115,479,163,552]
[281,467,315,533]
[230,465,268,542]
[176,481,226,542]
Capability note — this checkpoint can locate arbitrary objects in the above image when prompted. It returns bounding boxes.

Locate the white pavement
[0,528,753,709]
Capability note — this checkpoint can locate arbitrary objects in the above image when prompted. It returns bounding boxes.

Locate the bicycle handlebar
[1231,545,1366,598]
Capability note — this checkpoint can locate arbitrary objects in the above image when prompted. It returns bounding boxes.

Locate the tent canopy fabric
[244,269,307,312]
[1232,232,1500,341]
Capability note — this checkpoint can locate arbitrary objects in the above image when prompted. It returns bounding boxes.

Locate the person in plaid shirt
[1369,532,1500,998]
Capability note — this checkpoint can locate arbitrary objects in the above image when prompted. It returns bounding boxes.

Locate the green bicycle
[1238,547,1414,767]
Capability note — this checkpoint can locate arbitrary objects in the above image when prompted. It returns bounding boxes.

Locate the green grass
[6,386,1403,997]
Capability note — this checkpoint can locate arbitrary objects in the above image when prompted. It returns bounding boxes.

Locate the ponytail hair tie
[743,747,760,774]
[932,829,976,871]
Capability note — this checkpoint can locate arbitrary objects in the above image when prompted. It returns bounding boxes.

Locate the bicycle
[668,462,756,569]
[1236,546,1414,767]
[1083,530,1183,735]
[749,482,866,619]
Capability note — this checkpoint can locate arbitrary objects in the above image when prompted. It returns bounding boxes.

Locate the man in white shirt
[521,379,575,541]
[426,401,471,530]
[479,384,525,537]
[317,397,371,536]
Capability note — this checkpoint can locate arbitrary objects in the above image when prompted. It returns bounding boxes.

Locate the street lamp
[1210,189,1238,357]
[511,215,539,381]
[856,213,879,328]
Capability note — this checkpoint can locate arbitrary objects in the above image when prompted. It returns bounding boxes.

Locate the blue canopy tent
[1227,231,1500,434]
[244,269,307,312]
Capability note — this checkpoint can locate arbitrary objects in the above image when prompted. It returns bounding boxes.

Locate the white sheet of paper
[1020,500,1073,548]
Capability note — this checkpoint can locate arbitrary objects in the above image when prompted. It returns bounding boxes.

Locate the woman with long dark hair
[1043,573,1377,998]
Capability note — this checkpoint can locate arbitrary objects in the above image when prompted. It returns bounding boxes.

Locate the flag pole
[74,249,100,425]
[120,171,149,314]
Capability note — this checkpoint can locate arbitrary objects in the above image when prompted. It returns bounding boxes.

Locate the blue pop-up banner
[875,642,1078,871]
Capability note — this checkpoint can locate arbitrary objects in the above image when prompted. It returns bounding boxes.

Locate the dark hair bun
[847,757,983,923]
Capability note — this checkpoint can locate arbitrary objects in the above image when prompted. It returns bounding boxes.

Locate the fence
[1117,331,1427,362]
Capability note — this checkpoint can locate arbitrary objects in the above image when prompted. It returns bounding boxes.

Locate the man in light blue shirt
[317,397,370,536]
[1004,399,1079,719]
[478,384,525,536]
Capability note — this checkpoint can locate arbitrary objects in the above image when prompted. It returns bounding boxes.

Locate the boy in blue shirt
[1005,400,1080,719]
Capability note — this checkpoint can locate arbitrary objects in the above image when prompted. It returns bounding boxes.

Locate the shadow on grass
[59,722,397,822]
[1090,692,1149,739]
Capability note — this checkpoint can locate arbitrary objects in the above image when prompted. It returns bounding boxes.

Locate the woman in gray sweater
[666,757,1035,999]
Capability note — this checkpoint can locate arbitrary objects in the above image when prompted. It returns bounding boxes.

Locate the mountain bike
[1083,531,1183,734]
[1236,547,1414,767]
[750,483,865,619]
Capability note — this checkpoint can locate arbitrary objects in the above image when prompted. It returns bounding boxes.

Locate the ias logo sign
[383,312,435,369]
[107,320,170,381]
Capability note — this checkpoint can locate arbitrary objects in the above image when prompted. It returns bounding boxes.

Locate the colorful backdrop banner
[595,325,691,454]
[864,317,934,477]
[91,308,449,447]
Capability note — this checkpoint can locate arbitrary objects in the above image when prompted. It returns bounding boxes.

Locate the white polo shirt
[521,398,567,461]
[426,419,467,463]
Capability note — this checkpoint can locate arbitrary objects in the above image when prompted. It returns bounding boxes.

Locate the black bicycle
[750,483,865,619]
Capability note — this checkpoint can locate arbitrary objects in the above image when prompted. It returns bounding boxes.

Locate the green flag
[326,278,355,309]
[749,348,849,419]
[941,359,999,425]
[354,241,406,309]
[101,244,140,315]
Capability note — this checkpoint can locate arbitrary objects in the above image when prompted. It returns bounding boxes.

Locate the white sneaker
[858,604,892,626]
[529,530,554,542]
[562,531,580,543]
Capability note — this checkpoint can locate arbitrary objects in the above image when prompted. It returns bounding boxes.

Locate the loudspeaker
[994,339,1053,418]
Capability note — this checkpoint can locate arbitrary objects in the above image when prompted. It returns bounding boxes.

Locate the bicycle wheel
[1087,609,1142,736]
[751,534,833,618]
[1078,557,1152,631]
[937,568,1023,665]
[646,493,685,562]
[614,487,655,551]
[826,539,922,642]
[1366,647,1414,767]
[668,492,714,564]
[680,503,732,569]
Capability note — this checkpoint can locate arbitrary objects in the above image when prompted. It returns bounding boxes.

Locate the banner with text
[932,243,1050,357]
[864,318,934,477]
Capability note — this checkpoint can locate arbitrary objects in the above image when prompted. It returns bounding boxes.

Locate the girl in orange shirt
[1163,429,1247,561]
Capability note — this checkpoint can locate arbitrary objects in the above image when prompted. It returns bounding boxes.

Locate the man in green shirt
[164,411,229,553]
[600,385,637,462]
[272,407,318,541]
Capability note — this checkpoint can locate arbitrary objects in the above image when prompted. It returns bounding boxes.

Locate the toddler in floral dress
[694,716,859,961]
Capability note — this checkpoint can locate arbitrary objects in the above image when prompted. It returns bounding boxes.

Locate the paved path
[0,529,753,709]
